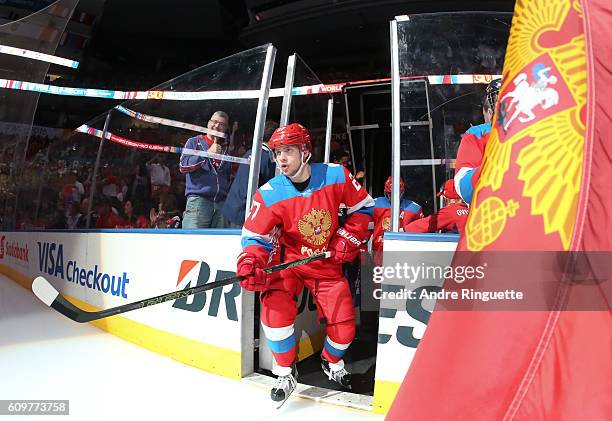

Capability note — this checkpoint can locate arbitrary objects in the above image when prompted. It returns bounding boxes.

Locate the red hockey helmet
[384,176,405,195]
[268,123,311,151]
[437,179,461,200]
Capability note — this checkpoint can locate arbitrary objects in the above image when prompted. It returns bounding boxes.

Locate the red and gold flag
[387,1,612,419]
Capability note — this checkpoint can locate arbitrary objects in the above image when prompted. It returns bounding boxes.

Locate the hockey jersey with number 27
[241,163,374,278]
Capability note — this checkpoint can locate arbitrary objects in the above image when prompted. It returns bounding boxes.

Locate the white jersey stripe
[347,195,375,215]
[455,166,473,203]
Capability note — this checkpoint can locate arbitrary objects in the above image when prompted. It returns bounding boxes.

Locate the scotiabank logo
[0,236,29,263]
[172,260,240,321]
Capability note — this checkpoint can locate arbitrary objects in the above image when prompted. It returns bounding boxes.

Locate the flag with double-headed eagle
[387,0,611,419]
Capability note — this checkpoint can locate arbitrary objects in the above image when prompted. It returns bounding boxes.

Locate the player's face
[273,145,303,176]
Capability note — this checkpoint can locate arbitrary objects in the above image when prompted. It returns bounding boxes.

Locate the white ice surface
[0,275,384,421]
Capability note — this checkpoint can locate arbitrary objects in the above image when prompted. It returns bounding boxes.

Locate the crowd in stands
[4,115,354,231]
[14,149,189,230]
[1,77,475,233]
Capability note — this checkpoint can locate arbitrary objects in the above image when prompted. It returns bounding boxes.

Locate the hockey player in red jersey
[454,78,501,204]
[364,176,422,265]
[404,179,469,234]
[236,123,374,404]
[372,176,422,251]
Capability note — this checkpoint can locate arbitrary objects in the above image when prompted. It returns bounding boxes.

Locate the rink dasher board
[0,229,246,378]
[372,232,459,414]
[0,229,325,382]
[0,229,458,415]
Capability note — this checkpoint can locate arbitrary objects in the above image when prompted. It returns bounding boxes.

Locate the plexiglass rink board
[15,44,274,230]
[0,0,80,229]
[287,54,333,164]
[396,13,511,214]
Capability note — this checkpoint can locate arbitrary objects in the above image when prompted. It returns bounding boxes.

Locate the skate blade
[329,381,352,390]
[274,386,297,410]
[275,394,291,410]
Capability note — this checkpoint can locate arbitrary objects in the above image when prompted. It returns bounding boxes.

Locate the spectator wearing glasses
[180,111,231,229]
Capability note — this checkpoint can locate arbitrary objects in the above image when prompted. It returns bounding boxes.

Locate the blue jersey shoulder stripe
[403,200,422,214]
[241,237,273,253]
[355,206,373,217]
[465,122,492,139]
[258,163,345,207]
[375,196,391,208]
[374,197,421,213]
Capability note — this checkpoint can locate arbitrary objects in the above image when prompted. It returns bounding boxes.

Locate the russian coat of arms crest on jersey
[298,208,332,246]
[382,216,391,231]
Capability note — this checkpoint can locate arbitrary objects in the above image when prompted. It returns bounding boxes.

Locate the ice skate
[321,355,352,389]
[271,364,298,409]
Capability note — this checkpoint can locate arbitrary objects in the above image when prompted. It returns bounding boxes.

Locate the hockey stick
[32,252,331,323]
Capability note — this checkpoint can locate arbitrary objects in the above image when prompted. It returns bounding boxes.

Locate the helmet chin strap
[288,150,311,181]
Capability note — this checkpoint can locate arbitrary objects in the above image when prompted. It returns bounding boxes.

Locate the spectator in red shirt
[404,179,469,234]
[116,200,149,228]
[95,197,125,229]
